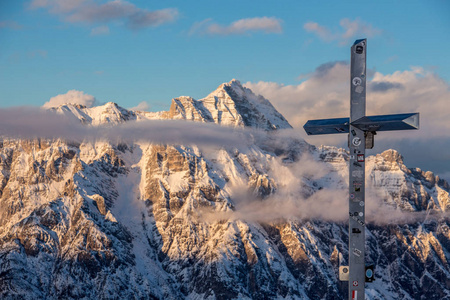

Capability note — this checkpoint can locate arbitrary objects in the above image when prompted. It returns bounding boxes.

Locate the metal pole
[348,39,367,300]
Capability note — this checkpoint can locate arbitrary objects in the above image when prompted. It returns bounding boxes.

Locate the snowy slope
[1,81,450,300]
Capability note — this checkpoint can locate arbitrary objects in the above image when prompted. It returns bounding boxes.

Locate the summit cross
[303,39,419,300]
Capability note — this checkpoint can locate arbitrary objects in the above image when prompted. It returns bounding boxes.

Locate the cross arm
[303,112,419,136]
[303,117,350,135]
[351,112,419,132]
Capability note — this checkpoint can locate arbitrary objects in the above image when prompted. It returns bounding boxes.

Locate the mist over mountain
[1,80,449,299]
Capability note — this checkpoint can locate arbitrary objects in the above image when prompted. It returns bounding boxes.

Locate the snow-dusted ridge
[49,79,292,131]
[1,80,450,299]
[50,101,137,125]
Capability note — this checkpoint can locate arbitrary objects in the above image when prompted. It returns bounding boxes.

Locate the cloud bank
[42,90,97,108]
[0,107,446,224]
[198,153,444,225]
[190,17,282,36]
[304,18,382,45]
[29,0,178,30]
[246,61,350,129]
[0,106,255,149]
[245,63,450,178]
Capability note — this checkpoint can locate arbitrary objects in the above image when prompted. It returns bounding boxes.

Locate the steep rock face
[368,149,450,212]
[197,79,292,130]
[162,96,213,123]
[1,81,450,299]
[317,146,450,213]
[0,139,181,299]
[137,143,308,299]
[158,79,292,130]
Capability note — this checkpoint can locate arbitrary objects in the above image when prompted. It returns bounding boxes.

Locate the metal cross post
[303,39,419,300]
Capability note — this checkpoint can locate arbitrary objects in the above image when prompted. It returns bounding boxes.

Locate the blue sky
[0,0,448,109]
[0,0,450,179]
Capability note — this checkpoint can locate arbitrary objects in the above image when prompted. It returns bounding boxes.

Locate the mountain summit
[160,79,291,130]
[194,79,292,130]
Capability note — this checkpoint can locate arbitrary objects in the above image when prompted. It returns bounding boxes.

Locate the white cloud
[29,0,178,31]
[304,18,382,45]
[190,17,282,36]
[129,101,150,111]
[42,90,97,108]
[90,25,109,35]
[245,63,450,177]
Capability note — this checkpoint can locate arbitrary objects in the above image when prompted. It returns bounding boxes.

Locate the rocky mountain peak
[91,102,137,125]
[370,149,410,177]
[163,96,212,122]
[154,79,292,130]
[206,78,245,99]
[380,149,404,164]
[198,79,292,130]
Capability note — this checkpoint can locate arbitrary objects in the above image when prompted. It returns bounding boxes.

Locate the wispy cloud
[0,104,447,223]
[384,55,399,64]
[0,20,23,30]
[90,25,109,35]
[304,18,382,45]
[129,101,150,111]
[0,106,254,149]
[42,90,97,108]
[28,49,48,58]
[8,49,48,63]
[303,22,333,41]
[190,17,283,36]
[198,152,443,224]
[339,18,381,41]
[29,0,178,31]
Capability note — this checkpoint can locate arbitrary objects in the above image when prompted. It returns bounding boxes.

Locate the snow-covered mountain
[1,80,449,299]
[50,102,138,125]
